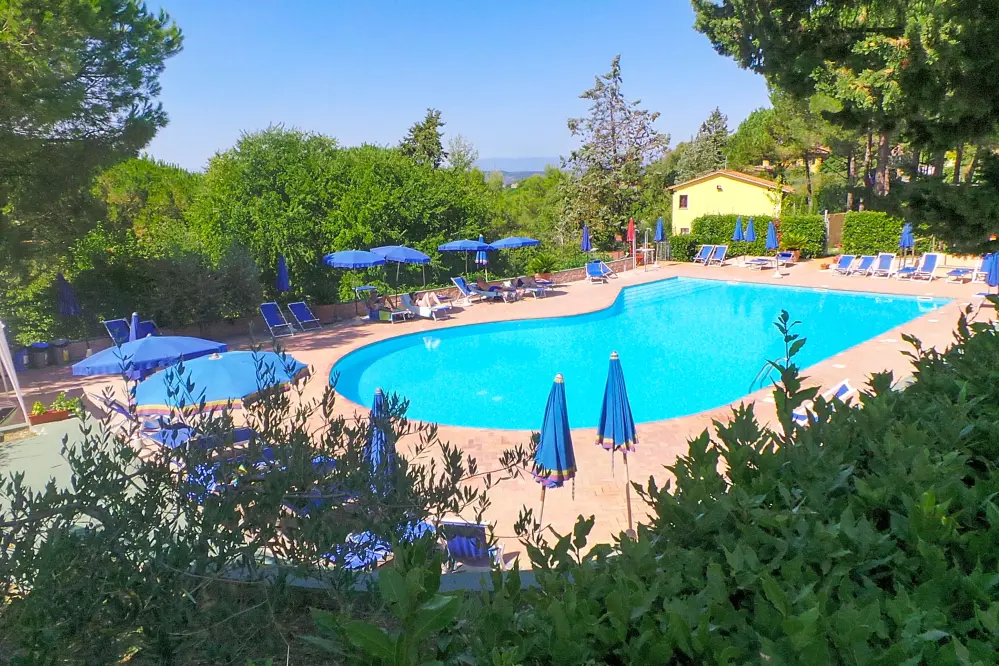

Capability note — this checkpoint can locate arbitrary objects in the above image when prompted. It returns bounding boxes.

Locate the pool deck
[10,260,996,552]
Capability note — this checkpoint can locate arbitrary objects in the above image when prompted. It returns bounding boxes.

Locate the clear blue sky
[146,1,770,171]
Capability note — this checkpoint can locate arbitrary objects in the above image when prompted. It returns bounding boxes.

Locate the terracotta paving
[15,259,996,555]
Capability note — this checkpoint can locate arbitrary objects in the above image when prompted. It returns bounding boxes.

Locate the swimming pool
[331,278,950,430]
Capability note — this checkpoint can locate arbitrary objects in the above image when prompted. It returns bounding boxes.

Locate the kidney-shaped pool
[330,277,949,430]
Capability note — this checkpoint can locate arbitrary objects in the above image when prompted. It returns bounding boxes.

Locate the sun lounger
[135,319,160,339]
[832,255,855,275]
[707,245,728,266]
[850,255,876,276]
[896,252,939,281]
[369,305,412,323]
[692,245,714,264]
[792,380,858,426]
[533,274,556,289]
[287,301,322,331]
[586,261,610,283]
[745,257,773,270]
[776,251,795,267]
[103,318,131,345]
[946,256,987,283]
[259,302,294,338]
[870,253,895,278]
[401,293,451,320]
[441,520,505,571]
[516,278,549,298]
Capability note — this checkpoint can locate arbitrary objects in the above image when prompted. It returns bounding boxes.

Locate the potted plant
[527,252,557,282]
[27,392,83,425]
[779,232,809,264]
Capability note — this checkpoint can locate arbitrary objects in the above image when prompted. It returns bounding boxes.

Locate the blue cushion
[449,535,485,559]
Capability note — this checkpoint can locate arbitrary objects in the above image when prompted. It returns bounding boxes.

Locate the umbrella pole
[422,265,425,286]
[396,262,400,282]
[623,452,634,533]
[538,485,546,527]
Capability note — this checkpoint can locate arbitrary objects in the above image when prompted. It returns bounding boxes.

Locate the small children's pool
[330,278,950,430]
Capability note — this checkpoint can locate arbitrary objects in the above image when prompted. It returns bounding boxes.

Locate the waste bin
[49,339,69,365]
[28,342,49,369]
[13,348,29,372]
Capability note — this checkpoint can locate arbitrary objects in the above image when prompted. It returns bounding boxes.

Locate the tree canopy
[400,108,448,168]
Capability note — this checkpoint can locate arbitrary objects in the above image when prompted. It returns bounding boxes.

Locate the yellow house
[667,169,794,235]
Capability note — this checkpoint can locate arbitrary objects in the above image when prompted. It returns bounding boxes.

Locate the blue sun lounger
[776,251,795,267]
[707,245,728,266]
[870,253,895,278]
[692,245,714,264]
[586,260,616,283]
[946,256,987,283]
[896,253,939,281]
[103,319,131,345]
[135,320,160,338]
[850,255,876,276]
[259,302,294,338]
[452,276,503,304]
[792,380,858,426]
[288,301,322,331]
[832,255,855,275]
[441,520,505,570]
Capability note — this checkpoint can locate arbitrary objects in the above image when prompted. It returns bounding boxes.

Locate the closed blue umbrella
[275,255,290,293]
[72,335,227,380]
[135,351,308,416]
[595,351,638,533]
[365,388,395,486]
[322,250,386,269]
[474,234,490,279]
[581,225,592,252]
[534,373,576,525]
[128,312,140,343]
[56,273,81,318]
[765,221,779,251]
[654,219,665,243]
[899,223,915,268]
[987,253,999,293]
[732,216,744,242]
[745,218,757,243]
[491,236,540,249]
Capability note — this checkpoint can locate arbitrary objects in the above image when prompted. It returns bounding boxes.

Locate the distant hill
[475,157,560,173]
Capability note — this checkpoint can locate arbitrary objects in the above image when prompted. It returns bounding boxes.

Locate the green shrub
[666,234,699,262]
[778,214,826,257]
[841,211,904,255]
[526,251,557,274]
[691,213,773,257]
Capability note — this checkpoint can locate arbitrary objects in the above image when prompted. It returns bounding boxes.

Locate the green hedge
[691,214,772,257]
[779,214,826,258]
[840,211,904,255]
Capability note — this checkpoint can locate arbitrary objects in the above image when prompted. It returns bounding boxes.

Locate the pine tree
[400,109,448,168]
[564,55,669,248]
[676,107,729,182]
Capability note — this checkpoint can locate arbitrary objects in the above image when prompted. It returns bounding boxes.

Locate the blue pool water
[331,278,950,430]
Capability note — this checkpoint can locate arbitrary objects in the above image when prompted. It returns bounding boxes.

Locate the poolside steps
[619,278,724,308]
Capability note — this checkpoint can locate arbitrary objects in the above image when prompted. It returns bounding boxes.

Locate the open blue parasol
[581,225,592,252]
[276,255,290,293]
[732,216,744,242]
[491,236,541,249]
[370,245,431,284]
[323,250,386,269]
[135,350,308,416]
[72,335,227,380]
[534,373,576,526]
[56,273,81,318]
[595,351,638,533]
[745,217,757,243]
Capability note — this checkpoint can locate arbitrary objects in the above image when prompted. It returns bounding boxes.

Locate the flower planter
[28,409,71,425]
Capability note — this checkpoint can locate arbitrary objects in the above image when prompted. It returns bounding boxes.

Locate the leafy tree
[564,55,669,247]
[400,108,448,168]
[446,134,478,171]
[675,107,728,182]
[726,107,780,171]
